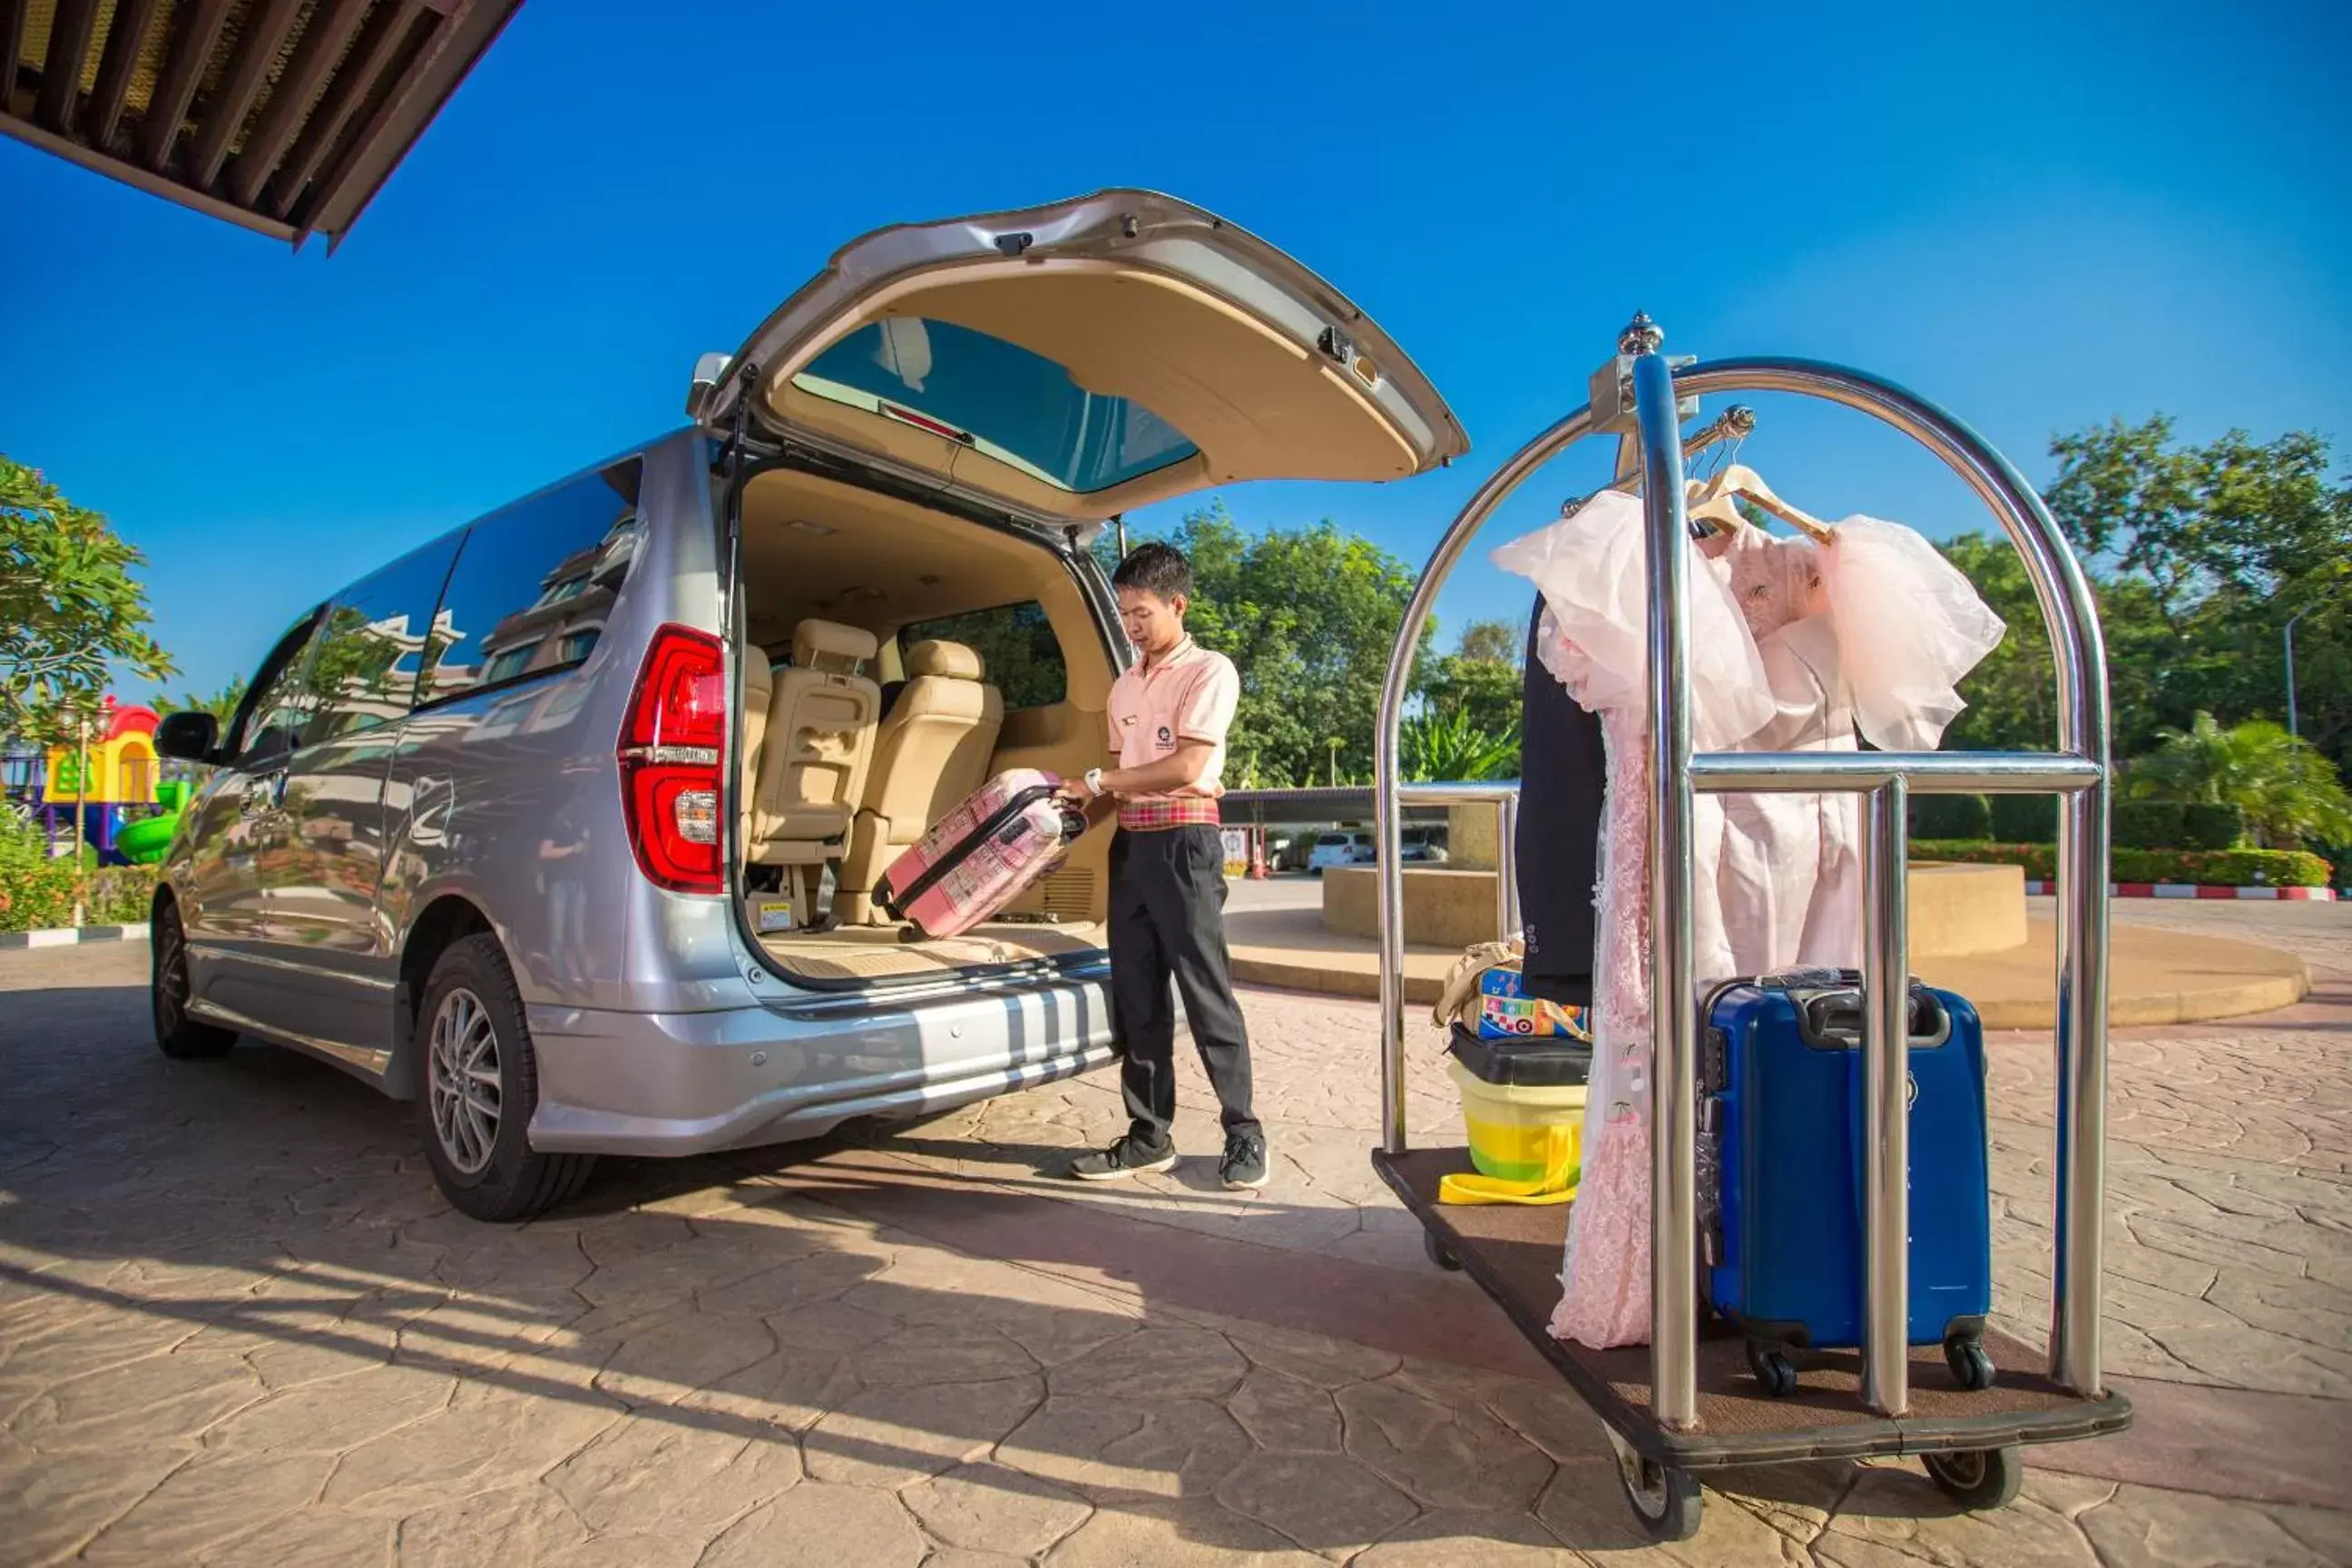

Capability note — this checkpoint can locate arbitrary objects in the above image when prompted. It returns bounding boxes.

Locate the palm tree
[1402,708,1521,783]
[2128,711,2352,848]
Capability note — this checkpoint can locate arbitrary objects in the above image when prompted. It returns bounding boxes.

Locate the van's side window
[301,536,464,747]
[418,458,643,705]
[230,611,326,765]
[901,601,1066,710]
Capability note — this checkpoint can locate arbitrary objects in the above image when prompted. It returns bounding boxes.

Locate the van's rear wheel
[152,902,235,1060]
[414,934,594,1221]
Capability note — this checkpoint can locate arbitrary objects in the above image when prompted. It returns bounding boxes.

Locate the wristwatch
[1083,768,1105,798]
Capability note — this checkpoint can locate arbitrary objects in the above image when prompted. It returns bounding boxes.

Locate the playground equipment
[10,698,181,866]
[114,781,192,866]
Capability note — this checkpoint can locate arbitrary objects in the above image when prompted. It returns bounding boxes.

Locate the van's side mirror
[155,710,220,764]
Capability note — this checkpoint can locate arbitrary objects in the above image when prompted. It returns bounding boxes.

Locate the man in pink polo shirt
[1059,542,1267,1191]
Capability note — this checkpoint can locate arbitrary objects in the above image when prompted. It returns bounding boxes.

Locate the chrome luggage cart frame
[1369,317,2131,1539]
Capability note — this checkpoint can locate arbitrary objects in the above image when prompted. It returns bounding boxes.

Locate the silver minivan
[149,191,1465,1220]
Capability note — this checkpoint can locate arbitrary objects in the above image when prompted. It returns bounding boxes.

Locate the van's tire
[413,934,594,1222]
[152,901,237,1060]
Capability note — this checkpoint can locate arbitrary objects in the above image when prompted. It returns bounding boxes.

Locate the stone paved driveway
[3,898,2348,1565]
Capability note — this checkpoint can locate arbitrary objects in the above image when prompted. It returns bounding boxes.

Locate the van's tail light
[619,624,728,895]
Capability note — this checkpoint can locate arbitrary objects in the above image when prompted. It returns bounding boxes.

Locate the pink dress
[1710,521,2006,976]
[1492,493,1770,1350]
[1494,502,2004,1351]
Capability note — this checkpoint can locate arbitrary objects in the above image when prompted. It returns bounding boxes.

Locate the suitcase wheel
[1944,1336,1997,1391]
[1745,1340,1798,1398]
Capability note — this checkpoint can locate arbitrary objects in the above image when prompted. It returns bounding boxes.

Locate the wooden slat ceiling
[1,0,521,250]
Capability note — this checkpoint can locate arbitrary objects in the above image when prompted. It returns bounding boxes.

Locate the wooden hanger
[1690,463,1835,544]
[1683,477,1750,537]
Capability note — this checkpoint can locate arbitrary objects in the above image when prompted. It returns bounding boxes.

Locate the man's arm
[1103,740,1216,796]
[1057,739,1217,807]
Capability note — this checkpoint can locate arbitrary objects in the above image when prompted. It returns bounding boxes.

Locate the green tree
[1419,616,1524,744]
[1,456,173,741]
[2043,416,2352,768]
[1938,530,2172,756]
[2127,711,2352,848]
[1148,503,1432,790]
[1455,618,1522,667]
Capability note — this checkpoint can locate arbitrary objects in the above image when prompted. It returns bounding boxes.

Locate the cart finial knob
[1618,312,1663,355]
[1725,405,1758,436]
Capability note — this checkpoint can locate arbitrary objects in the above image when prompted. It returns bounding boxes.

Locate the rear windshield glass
[795,318,1198,493]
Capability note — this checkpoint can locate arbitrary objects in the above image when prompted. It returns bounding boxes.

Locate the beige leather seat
[739,637,773,852]
[837,640,1004,925]
[749,620,881,911]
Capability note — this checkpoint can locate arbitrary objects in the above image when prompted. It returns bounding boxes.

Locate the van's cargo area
[735,466,1117,985]
[756,919,1109,980]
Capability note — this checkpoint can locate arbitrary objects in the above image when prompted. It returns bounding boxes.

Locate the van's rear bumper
[522,979,1117,1156]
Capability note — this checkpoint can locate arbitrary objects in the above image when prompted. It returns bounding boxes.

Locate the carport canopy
[3,0,520,249]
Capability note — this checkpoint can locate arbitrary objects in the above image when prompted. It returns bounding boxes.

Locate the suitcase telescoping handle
[874,782,1083,924]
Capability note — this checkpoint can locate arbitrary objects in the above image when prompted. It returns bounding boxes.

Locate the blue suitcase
[1700,968,1995,1396]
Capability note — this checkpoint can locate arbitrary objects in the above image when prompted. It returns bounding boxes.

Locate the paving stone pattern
[1,900,2347,1565]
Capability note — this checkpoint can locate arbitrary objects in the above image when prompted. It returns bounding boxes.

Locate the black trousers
[1107,825,1259,1146]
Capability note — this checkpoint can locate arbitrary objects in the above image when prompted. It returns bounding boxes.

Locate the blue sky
[5,0,2348,699]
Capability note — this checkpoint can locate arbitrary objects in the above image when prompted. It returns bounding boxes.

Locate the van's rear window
[794,318,1198,493]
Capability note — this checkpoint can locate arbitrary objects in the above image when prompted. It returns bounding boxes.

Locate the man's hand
[1054,778,1095,808]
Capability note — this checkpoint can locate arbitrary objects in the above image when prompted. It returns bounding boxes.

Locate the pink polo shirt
[1106,637,1240,811]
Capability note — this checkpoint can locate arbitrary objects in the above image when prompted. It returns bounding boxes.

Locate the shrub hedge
[1988,795,2058,844]
[1917,797,2247,853]
[0,859,158,934]
[2112,801,2247,850]
[1910,794,1992,840]
[2179,803,2248,849]
[1913,839,2332,887]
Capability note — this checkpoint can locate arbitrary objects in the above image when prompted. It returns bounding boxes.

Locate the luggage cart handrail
[1687,751,2101,793]
[1372,326,2113,1447]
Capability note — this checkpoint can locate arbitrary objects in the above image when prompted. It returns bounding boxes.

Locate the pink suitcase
[876,769,1089,940]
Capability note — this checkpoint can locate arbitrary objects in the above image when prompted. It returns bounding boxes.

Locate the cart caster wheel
[1422,1230,1463,1271]
[1607,1429,1701,1542]
[1924,1446,2023,1511]
[1746,1340,1798,1397]
[1945,1338,1996,1391]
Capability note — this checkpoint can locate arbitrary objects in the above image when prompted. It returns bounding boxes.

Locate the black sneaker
[1068,1136,1179,1181]
[1219,1132,1269,1191]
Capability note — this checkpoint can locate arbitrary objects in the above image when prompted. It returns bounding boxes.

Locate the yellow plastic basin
[1447,1056,1587,1189]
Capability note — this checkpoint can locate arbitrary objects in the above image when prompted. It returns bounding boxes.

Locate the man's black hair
[1112,541,1193,602]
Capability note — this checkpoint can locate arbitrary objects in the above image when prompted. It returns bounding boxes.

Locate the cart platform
[1376,1147,2132,1469]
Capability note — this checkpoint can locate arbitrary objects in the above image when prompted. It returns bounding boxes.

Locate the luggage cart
[1369,316,2132,1541]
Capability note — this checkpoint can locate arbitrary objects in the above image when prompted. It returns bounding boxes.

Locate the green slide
[114,780,191,866]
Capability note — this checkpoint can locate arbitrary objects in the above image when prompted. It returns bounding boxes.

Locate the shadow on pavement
[1,968,1952,1560]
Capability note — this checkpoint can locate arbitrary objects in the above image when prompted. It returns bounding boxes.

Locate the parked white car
[1309,832,1374,873]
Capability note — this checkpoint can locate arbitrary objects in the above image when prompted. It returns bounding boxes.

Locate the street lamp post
[73,710,91,928]
[2286,609,2310,740]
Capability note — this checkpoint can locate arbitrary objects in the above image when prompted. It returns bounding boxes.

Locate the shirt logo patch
[1157,725,1173,747]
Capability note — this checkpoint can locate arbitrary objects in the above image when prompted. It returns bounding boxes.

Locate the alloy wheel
[427,986,503,1175]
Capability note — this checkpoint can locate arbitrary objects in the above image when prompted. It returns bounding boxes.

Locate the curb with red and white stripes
[2024,881,2337,901]
[0,924,149,951]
